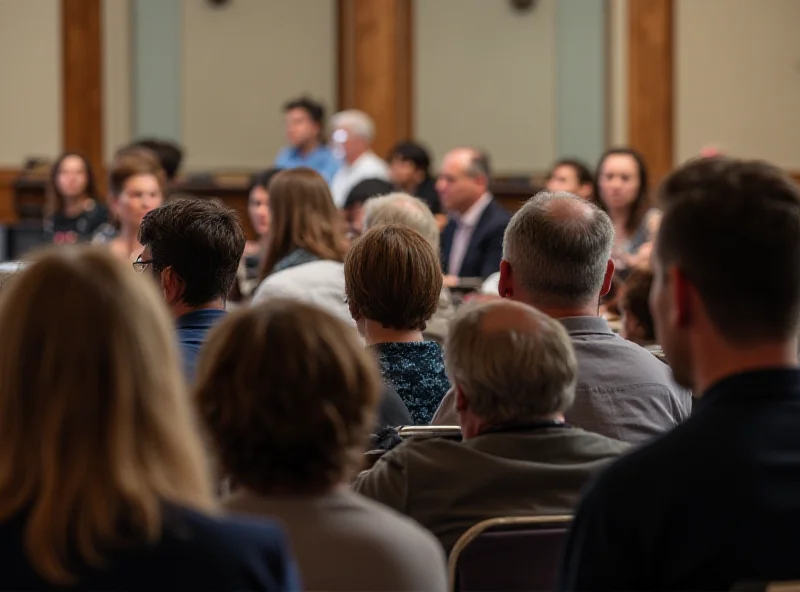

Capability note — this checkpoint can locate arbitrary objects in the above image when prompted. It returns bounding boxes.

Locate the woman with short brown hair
[345,224,450,424]
[0,246,298,590]
[196,298,446,591]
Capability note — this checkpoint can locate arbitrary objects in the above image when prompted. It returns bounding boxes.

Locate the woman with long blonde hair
[251,167,352,324]
[0,246,299,590]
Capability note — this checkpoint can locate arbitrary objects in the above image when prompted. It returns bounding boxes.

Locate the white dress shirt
[330,151,390,208]
[447,193,492,277]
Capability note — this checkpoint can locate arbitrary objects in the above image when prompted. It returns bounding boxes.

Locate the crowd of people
[9,95,800,590]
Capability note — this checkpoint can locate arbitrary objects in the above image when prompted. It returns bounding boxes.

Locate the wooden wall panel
[62,0,104,192]
[628,0,673,186]
[0,169,20,225]
[337,0,412,159]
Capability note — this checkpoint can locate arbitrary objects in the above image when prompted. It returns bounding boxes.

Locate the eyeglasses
[132,256,155,273]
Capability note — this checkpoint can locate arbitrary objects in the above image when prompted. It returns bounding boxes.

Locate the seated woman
[251,167,350,324]
[196,298,447,592]
[45,152,108,244]
[594,147,661,276]
[0,246,298,589]
[345,224,451,424]
[94,150,166,262]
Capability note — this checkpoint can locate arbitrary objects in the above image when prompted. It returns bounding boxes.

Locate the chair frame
[447,515,572,592]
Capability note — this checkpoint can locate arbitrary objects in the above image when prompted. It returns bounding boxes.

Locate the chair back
[398,425,462,441]
[448,515,572,592]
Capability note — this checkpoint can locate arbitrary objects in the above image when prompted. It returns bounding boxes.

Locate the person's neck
[511,291,599,319]
[62,194,88,218]
[691,339,798,396]
[117,225,142,257]
[171,298,225,320]
[608,207,631,231]
[346,148,368,166]
[297,138,320,156]
[363,319,424,346]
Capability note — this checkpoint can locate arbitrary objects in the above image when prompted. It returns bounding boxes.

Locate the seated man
[137,198,245,381]
[274,97,340,183]
[387,141,444,225]
[438,147,511,286]
[355,299,628,553]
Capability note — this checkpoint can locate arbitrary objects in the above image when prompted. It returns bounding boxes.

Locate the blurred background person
[0,246,298,590]
[274,97,339,183]
[127,138,184,185]
[545,158,595,202]
[387,141,444,226]
[329,110,389,207]
[342,178,393,239]
[252,168,350,324]
[197,299,446,592]
[45,152,108,244]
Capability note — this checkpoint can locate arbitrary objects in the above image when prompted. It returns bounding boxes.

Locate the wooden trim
[627,0,673,186]
[336,0,413,159]
[0,169,20,225]
[62,0,104,193]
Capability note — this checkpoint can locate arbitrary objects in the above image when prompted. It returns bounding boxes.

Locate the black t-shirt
[48,200,109,244]
[414,177,443,215]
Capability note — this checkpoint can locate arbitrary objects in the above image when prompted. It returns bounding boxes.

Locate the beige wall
[0,0,62,167]
[608,0,628,147]
[103,0,131,162]
[181,0,336,170]
[414,0,556,173]
[675,0,800,168]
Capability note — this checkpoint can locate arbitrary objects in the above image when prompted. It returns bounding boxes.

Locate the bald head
[501,191,615,309]
[445,299,577,425]
[436,147,491,214]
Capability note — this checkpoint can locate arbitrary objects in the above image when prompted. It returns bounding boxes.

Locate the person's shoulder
[568,427,631,457]
[274,146,295,164]
[379,435,464,469]
[487,196,512,221]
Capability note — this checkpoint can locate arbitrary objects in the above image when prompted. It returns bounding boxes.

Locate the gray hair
[363,193,440,252]
[330,109,375,142]
[444,299,577,423]
[502,191,615,307]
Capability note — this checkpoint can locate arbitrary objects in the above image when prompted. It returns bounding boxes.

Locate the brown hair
[0,246,213,584]
[259,168,347,280]
[345,224,442,331]
[109,148,167,197]
[45,152,99,218]
[619,266,655,342]
[196,299,380,494]
[657,156,800,343]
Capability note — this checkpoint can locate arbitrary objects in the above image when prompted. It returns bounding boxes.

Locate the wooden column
[337,0,413,159]
[628,0,673,186]
[62,0,104,190]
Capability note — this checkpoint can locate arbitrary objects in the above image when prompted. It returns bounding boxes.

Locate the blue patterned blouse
[369,341,451,425]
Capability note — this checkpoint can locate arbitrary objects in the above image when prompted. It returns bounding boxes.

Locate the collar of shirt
[558,315,614,336]
[455,193,492,228]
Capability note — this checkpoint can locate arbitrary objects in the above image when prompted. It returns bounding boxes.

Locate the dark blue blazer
[0,503,301,590]
[441,197,511,279]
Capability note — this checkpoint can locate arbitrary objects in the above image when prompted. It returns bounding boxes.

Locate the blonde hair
[0,246,214,584]
[363,192,440,252]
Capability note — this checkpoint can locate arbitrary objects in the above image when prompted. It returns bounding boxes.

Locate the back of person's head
[196,298,381,494]
[502,191,615,309]
[330,109,375,142]
[248,168,282,194]
[128,139,183,182]
[445,299,577,426]
[345,224,442,331]
[0,246,212,584]
[388,141,432,175]
[283,96,325,126]
[656,157,800,346]
[343,178,394,210]
[261,167,347,279]
[139,198,245,307]
[363,192,440,252]
[619,266,656,345]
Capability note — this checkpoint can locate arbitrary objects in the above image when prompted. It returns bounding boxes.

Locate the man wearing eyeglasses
[136,198,245,381]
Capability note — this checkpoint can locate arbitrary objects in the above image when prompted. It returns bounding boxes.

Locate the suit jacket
[225,488,447,592]
[560,368,800,591]
[0,503,300,590]
[441,197,511,279]
[354,424,628,553]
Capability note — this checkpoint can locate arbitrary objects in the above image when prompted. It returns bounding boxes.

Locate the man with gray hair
[363,193,455,341]
[329,109,389,207]
[355,298,628,554]
[434,191,691,443]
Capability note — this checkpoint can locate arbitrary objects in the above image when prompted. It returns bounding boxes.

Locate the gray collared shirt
[432,316,692,445]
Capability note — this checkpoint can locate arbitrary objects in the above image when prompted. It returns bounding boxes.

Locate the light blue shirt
[274,144,341,183]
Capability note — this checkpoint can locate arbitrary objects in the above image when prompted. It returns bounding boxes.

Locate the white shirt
[447,193,492,277]
[330,151,390,208]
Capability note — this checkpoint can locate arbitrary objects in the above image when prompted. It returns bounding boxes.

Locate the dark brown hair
[109,150,167,197]
[195,298,380,494]
[619,266,655,342]
[46,152,99,217]
[345,224,442,331]
[139,199,245,307]
[657,156,800,343]
[594,147,650,234]
[259,168,347,280]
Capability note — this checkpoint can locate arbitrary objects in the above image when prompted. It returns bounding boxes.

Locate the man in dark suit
[437,147,511,287]
[560,157,800,591]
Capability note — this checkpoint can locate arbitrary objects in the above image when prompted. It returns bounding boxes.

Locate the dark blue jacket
[441,198,511,279]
